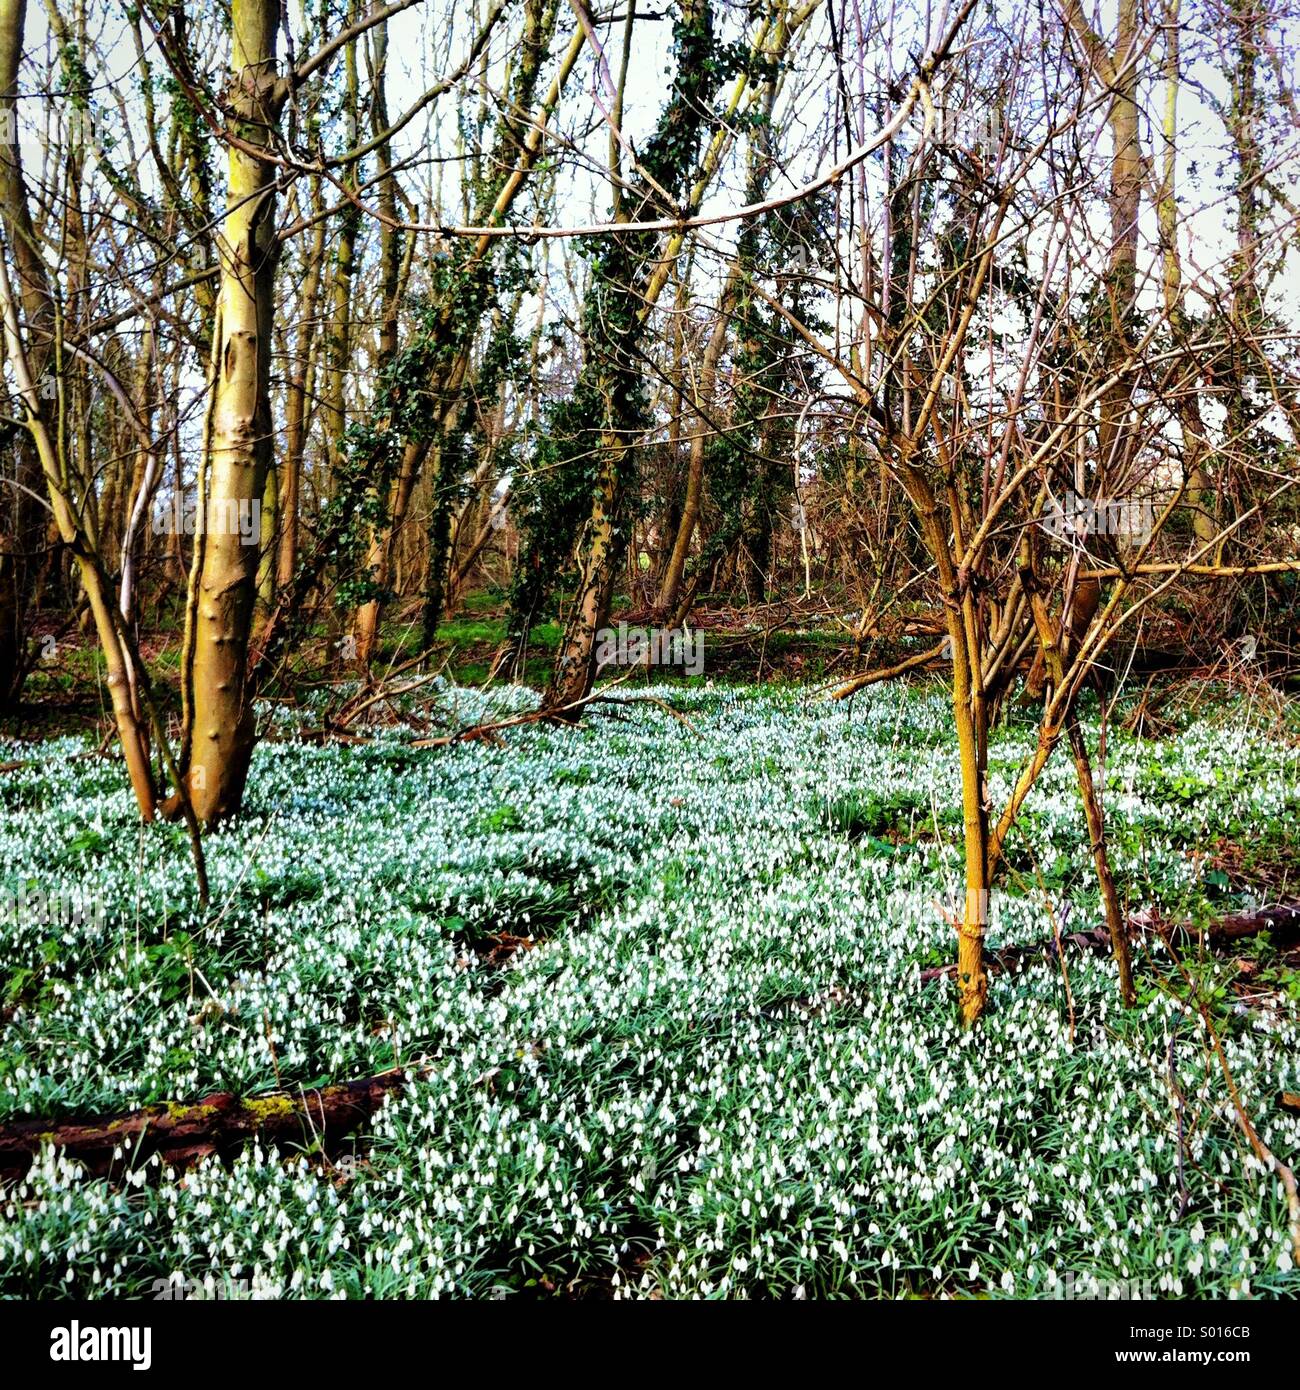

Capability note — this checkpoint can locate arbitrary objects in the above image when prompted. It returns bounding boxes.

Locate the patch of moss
[241,1095,296,1121]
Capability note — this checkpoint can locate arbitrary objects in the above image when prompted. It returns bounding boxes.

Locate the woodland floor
[0,588,928,741]
[1,679,1298,1298]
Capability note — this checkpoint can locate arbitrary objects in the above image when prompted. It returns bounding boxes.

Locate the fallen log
[0,1071,415,1184]
[918,901,1300,986]
[1204,902,1300,941]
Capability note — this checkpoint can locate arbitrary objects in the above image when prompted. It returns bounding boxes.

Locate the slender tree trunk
[551,422,626,710]
[547,0,731,707]
[1067,715,1135,1004]
[1157,0,1216,544]
[354,0,576,669]
[920,476,990,1024]
[659,278,735,614]
[952,633,991,1024]
[277,185,325,589]
[0,253,156,816]
[350,4,412,658]
[1222,0,1262,546]
[0,0,49,705]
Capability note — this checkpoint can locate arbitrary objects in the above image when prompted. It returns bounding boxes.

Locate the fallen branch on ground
[917,900,1300,985]
[0,1070,422,1183]
[829,639,948,701]
[1203,902,1300,941]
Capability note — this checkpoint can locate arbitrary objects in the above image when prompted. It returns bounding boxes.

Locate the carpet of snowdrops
[1,679,1299,1299]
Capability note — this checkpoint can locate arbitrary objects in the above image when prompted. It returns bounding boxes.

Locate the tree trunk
[0,258,156,816]
[0,0,50,707]
[353,0,575,669]
[277,184,326,590]
[180,0,283,822]
[952,630,991,1025]
[1157,0,1216,545]
[551,425,626,710]
[659,282,734,615]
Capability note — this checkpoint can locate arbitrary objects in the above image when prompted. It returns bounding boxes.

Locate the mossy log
[0,1072,409,1182]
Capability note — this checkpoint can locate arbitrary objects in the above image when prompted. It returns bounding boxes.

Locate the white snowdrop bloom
[2,685,1298,1300]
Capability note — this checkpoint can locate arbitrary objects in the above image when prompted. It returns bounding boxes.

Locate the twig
[1158,925,1300,1262]
[1168,1035,1192,1222]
